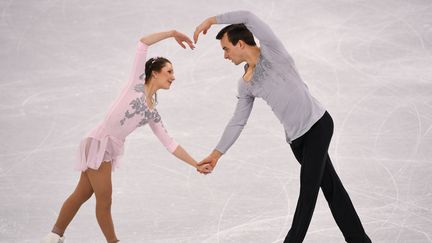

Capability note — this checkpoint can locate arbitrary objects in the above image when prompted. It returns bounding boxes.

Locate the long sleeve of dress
[130,41,149,82]
[149,118,179,153]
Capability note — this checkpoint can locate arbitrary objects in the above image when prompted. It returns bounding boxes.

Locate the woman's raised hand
[173,30,195,49]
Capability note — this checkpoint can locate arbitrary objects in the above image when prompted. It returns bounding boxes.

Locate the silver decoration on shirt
[119,84,161,126]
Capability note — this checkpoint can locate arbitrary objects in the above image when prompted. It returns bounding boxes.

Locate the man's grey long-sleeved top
[215,11,326,154]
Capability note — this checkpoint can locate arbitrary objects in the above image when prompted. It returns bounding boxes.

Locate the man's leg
[284,112,334,243]
[320,155,371,243]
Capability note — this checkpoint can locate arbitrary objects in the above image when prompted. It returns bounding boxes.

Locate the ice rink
[1,0,432,242]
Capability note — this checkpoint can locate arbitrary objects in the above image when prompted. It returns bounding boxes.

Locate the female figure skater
[41,30,212,243]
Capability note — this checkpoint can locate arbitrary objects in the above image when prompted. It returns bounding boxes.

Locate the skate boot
[40,232,65,243]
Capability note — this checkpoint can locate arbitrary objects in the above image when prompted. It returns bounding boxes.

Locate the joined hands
[196,150,222,175]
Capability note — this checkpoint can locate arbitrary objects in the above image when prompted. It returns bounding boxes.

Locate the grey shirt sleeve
[216,10,287,55]
[215,81,254,154]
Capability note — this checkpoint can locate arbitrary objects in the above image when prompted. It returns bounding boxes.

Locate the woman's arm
[129,30,193,82]
[173,145,213,174]
[140,30,195,49]
[172,145,198,168]
[148,119,211,173]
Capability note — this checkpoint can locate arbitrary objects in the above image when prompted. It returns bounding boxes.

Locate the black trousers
[284,112,371,243]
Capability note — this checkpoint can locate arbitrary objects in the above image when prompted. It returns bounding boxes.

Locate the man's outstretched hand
[193,16,217,44]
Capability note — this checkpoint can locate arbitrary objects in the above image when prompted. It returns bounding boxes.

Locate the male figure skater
[194,10,372,243]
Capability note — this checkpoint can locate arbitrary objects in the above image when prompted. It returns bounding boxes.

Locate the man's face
[220,33,243,65]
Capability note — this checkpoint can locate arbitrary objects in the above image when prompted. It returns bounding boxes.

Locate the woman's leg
[86,161,118,242]
[52,172,94,236]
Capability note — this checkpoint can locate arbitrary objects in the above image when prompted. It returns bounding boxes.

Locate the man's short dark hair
[216,24,256,46]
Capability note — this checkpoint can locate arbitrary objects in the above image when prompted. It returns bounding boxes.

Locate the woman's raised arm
[140,30,195,49]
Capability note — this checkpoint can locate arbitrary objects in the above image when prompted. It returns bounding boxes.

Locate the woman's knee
[95,190,112,208]
[80,190,94,202]
[70,190,93,204]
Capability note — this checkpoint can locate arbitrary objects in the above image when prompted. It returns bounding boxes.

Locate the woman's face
[153,62,175,90]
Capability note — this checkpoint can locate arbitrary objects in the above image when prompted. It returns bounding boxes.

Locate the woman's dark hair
[142,57,171,83]
[216,24,256,46]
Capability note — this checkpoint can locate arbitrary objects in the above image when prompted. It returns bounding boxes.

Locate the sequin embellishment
[120,84,161,126]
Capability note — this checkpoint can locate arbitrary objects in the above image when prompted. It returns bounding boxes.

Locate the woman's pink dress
[75,42,178,172]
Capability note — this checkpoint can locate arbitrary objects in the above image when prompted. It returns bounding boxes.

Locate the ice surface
[1,0,432,242]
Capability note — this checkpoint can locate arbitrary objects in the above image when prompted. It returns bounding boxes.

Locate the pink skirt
[75,125,124,172]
